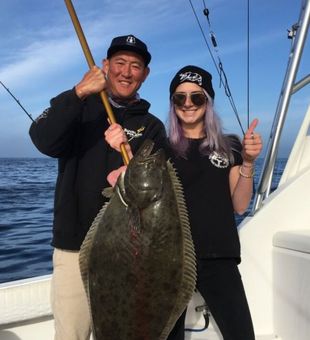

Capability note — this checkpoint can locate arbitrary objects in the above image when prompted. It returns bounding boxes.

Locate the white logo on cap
[179,72,202,86]
[126,35,136,45]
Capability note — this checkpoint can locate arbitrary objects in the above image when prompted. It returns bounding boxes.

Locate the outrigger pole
[64,0,130,165]
[0,81,34,122]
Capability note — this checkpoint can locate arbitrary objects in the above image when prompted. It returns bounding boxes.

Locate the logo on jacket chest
[124,126,145,141]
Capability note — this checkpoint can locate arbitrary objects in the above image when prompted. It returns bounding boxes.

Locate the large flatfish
[79,139,196,340]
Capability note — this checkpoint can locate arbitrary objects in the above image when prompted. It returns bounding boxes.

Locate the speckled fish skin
[79,139,196,340]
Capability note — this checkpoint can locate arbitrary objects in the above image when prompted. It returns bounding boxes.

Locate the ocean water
[0,158,56,283]
[0,157,287,284]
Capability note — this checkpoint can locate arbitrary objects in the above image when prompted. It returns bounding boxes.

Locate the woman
[105,65,262,340]
[165,65,262,340]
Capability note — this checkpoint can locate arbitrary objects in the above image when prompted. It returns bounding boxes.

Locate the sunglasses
[172,92,207,107]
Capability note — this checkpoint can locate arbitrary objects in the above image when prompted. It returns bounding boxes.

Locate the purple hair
[167,91,234,161]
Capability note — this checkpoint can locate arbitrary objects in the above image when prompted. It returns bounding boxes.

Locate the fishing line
[188,0,245,135]
[201,0,246,134]
[0,81,34,122]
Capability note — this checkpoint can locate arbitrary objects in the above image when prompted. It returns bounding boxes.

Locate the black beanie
[169,65,215,99]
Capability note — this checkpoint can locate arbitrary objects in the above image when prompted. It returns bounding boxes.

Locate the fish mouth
[135,139,155,159]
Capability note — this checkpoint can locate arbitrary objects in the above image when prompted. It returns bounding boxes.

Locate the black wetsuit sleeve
[29,89,84,158]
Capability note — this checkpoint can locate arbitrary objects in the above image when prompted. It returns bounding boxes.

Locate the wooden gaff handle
[64,0,130,165]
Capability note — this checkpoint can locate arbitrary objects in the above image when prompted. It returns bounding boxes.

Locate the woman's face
[172,82,207,137]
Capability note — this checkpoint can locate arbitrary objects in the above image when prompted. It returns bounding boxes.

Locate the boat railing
[251,0,310,214]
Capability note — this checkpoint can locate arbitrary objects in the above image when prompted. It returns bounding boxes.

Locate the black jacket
[29,89,166,250]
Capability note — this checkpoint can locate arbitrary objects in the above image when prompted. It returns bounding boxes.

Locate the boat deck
[0,318,279,340]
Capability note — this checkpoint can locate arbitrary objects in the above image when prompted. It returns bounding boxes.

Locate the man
[29,34,166,340]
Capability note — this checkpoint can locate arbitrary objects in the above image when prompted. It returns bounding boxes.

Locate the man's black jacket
[29,89,166,250]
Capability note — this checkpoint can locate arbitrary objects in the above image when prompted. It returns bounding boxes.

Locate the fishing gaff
[64,0,130,165]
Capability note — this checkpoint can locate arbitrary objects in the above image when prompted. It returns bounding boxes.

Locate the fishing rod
[188,0,246,135]
[0,80,34,122]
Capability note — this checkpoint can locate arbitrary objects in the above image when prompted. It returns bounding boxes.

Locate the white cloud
[0,0,309,157]
[0,0,188,90]
[0,38,80,89]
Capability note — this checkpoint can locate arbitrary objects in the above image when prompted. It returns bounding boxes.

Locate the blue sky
[0,0,309,158]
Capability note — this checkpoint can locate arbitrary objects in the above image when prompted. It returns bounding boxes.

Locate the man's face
[103,51,149,99]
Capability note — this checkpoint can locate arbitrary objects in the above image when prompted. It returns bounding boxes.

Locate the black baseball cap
[107,34,151,66]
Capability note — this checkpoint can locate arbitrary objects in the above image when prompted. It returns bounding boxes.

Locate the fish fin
[102,186,114,198]
[79,202,109,304]
[160,160,197,339]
